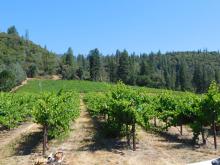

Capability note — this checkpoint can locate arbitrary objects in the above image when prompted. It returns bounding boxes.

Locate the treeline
[1,25,220,93]
[62,48,220,93]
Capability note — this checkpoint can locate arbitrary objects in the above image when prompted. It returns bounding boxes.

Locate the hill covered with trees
[1,25,220,93]
[0,26,58,91]
[65,49,220,93]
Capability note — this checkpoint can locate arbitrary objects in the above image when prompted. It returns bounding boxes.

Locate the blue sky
[0,0,220,55]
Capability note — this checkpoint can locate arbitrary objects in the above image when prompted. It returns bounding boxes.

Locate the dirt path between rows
[0,96,219,165]
[0,122,40,165]
[49,97,219,165]
[45,97,183,165]
[0,123,38,149]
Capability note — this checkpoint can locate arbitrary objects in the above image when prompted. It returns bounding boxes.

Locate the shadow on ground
[147,127,205,150]
[14,131,42,155]
[77,114,129,152]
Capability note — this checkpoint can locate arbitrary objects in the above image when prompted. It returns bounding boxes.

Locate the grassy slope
[16,79,188,95]
[16,80,111,93]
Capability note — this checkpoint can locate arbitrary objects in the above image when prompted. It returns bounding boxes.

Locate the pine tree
[117,50,129,83]
[7,26,19,35]
[108,57,117,82]
[164,68,171,89]
[88,48,101,81]
[65,47,74,67]
[192,64,203,93]
[76,67,83,80]
[175,63,180,90]
[179,61,188,91]
[140,61,147,75]
[215,69,220,83]
[128,54,137,85]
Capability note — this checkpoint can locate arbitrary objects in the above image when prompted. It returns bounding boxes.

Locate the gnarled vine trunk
[43,125,48,156]
[132,120,136,151]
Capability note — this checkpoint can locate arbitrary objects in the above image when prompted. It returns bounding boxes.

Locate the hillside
[0,27,58,91]
[1,26,220,93]
[16,79,111,93]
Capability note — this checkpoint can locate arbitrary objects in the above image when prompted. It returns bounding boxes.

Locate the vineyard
[84,81,220,150]
[0,89,80,159]
[0,80,220,164]
[0,93,36,129]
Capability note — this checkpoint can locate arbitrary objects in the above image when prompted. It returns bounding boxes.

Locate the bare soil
[0,123,40,165]
[34,98,220,165]
[0,97,219,165]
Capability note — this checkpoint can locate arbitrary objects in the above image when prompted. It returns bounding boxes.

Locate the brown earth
[0,97,219,165]
[32,98,219,165]
[0,123,40,165]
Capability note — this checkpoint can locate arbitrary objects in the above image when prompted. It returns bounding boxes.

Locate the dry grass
[0,97,220,165]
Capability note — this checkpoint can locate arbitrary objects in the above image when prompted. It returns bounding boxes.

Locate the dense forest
[1,25,220,93]
[72,49,220,93]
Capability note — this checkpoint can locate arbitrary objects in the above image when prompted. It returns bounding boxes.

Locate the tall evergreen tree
[76,67,83,80]
[140,61,147,75]
[7,26,19,35]
[175,63,180,90]
[215,69,220,83]
[65,47,74,67]
[107,57,117,82]
[88,48,101,81]
[192,64,203,93]
[164,69,171,89]
[117,50,129,83]
[179,61,188,91]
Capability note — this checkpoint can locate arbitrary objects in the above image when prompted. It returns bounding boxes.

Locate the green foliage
[75,49,220,93]
[1,25,220,92]
[0,70,16,91]
[0,63,26,91]
[0,27,58,91]
[117,50,129,83]
[16,80,111,93]
[200,81,220,124]
[76,67,83,80]
[60,65,76,80]
[65,47,74,67]
[9,63,27,84]
[33,91,80,138]
[2,24,220,92]
[26,64,38,78]
[84,92,109,117]
[0,93,34,129]
[85,82,145,138]
[7,26,19,35]
[84,81,220,145]
[88,48,101,81]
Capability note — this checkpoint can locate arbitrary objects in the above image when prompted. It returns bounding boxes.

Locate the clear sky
[0,0,220,55]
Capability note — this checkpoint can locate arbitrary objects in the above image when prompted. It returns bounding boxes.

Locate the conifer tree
[117,50,129,83]
[179,61,188,91]
[88,48,101,81]
[7,26,18,35]
[65,47,74,67]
